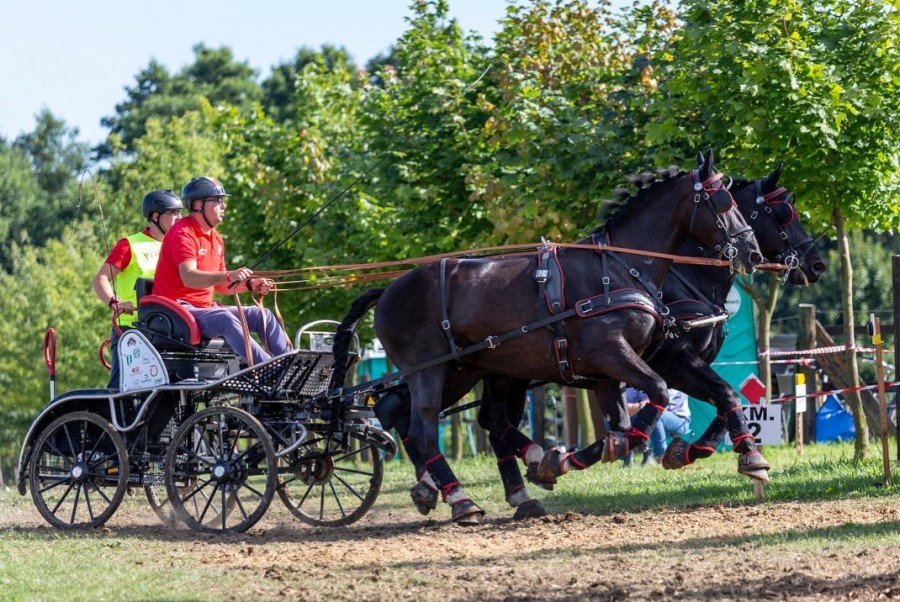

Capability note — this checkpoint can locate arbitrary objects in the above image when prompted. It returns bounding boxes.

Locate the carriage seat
[133,279,240,381]
[137,295,203,347]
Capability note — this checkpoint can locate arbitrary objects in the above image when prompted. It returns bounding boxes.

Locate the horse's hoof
[741,468,770,483]
[662,437,692,470]
[512,499,548,520]
[601,432,629,463]
[410,481,439,516]
[738,451,770,483]
[738,451,770,471]
[451,499,485,525]
[525,462,556,491]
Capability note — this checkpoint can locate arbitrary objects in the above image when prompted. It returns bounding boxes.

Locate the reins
[249,241,787,293]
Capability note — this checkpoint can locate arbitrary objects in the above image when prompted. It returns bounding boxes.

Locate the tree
[99,45,261,157]
[471,0,680,243]
[358,0,495,253]
[261,44,357,122]
[0,111,90,272]
[0,229,109,480]
[653,0,900,459]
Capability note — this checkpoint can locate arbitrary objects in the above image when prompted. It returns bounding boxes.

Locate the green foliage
[98,45,261,157]
[471,0,680,242]
[103,107,224,235]
[0,111,90,271]
[656,0,900,230]
[0,229,108,478]
[359,0,495,253]
[217,50,373,326]
[777,232,895,328]
[261,44,357,122]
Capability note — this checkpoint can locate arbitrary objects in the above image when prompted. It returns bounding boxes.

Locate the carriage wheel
[164,406,276,533]
[28,411,129,529]
[277,431,384,527]
[145,476,238,527]
[144,482,179,526]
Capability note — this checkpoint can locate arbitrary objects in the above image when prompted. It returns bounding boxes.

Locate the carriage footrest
[208,349,335,398]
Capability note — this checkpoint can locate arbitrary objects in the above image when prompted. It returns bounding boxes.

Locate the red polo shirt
[153,216,225,307]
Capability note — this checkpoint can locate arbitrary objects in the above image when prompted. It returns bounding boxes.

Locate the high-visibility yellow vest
[115,232,160,327]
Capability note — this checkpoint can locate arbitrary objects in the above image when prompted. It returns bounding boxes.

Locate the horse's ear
[698,149,715,179]
[696,151,705,168]
[765,163,783,189]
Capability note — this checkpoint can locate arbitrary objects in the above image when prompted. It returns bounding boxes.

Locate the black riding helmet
[141,190,183,219]
[181,176,230,203]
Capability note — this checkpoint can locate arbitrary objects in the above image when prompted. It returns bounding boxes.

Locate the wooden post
[532,385,546,448]
[870,315,892,485]
[563,387,579,450]
[893,255,900,462]
[577,388,595,450]
[795,372,805,456]
[451,405,464,461]
[798,303,818,443]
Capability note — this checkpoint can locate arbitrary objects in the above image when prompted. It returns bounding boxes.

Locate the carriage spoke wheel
[28,411,129,529]
[146,473,237,527]
[277,431,384,527]
[164,406,276,533]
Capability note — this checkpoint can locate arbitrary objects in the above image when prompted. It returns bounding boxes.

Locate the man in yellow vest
[91,190,184,389]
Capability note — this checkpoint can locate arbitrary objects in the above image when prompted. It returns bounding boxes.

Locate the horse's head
[688,150,763,274]
[732,165,827,285]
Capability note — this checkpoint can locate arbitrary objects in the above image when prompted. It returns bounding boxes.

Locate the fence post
[798,303,818,443]
[893,255,900,461]
[563,387,579,450]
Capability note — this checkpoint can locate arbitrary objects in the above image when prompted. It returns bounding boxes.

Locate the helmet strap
[149,214,168,236]
[194,199,215,229]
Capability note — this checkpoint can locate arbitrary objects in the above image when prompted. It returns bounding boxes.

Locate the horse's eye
[710,189,733,213]
[770,201,795,224]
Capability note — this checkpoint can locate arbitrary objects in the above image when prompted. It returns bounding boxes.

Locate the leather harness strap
[439,258,461,361]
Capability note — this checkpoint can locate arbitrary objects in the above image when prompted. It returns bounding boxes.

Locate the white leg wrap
[445,485,469,505]
[507,488,532,508]
[523,443,544,465]
[419,470,438,491]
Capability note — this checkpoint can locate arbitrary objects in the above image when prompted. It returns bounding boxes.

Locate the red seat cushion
[138,295,202,346]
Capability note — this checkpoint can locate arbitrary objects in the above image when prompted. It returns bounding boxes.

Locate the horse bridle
[749,179,816,283]
[690,170,754,267]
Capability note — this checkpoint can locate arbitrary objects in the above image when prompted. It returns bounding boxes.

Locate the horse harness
[436,236,672,384]
[414,169,745,387]
[748,179,814,283]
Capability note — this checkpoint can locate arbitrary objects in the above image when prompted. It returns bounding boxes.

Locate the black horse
[369,164,825,520]
[330,151,762,523]
[527,164,826,490]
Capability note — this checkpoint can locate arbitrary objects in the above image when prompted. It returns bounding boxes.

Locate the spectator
[622,387,691,466]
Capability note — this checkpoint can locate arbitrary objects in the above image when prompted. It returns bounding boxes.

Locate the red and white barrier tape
[771,380,900,404]
[759,344,876,358]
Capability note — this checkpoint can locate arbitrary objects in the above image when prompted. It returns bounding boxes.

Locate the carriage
[15,280,399,533]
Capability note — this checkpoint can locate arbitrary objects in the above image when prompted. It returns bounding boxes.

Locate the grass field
[2,441,899,601]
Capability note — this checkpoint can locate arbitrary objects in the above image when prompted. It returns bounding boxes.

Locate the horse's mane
[594,165,684,230]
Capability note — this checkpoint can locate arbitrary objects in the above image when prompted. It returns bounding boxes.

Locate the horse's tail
[329,288,386,390]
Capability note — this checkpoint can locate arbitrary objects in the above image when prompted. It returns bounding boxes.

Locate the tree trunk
[451,407,463,461]
[834,207,868,460]
[576,388,595,449]
[741,273,779,399]
[563,387,579,450]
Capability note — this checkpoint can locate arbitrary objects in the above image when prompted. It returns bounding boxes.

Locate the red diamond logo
[739,374,766,405]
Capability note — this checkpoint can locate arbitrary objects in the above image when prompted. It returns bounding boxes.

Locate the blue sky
[0,1,517,146]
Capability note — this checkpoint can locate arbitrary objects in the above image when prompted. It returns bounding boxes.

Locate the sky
[0,1,517,147]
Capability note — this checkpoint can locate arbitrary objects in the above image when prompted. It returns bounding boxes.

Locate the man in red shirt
[92,190,183,388]
[153,176,290,365]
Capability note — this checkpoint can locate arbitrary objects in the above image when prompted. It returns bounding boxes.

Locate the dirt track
[6,489,900,601]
